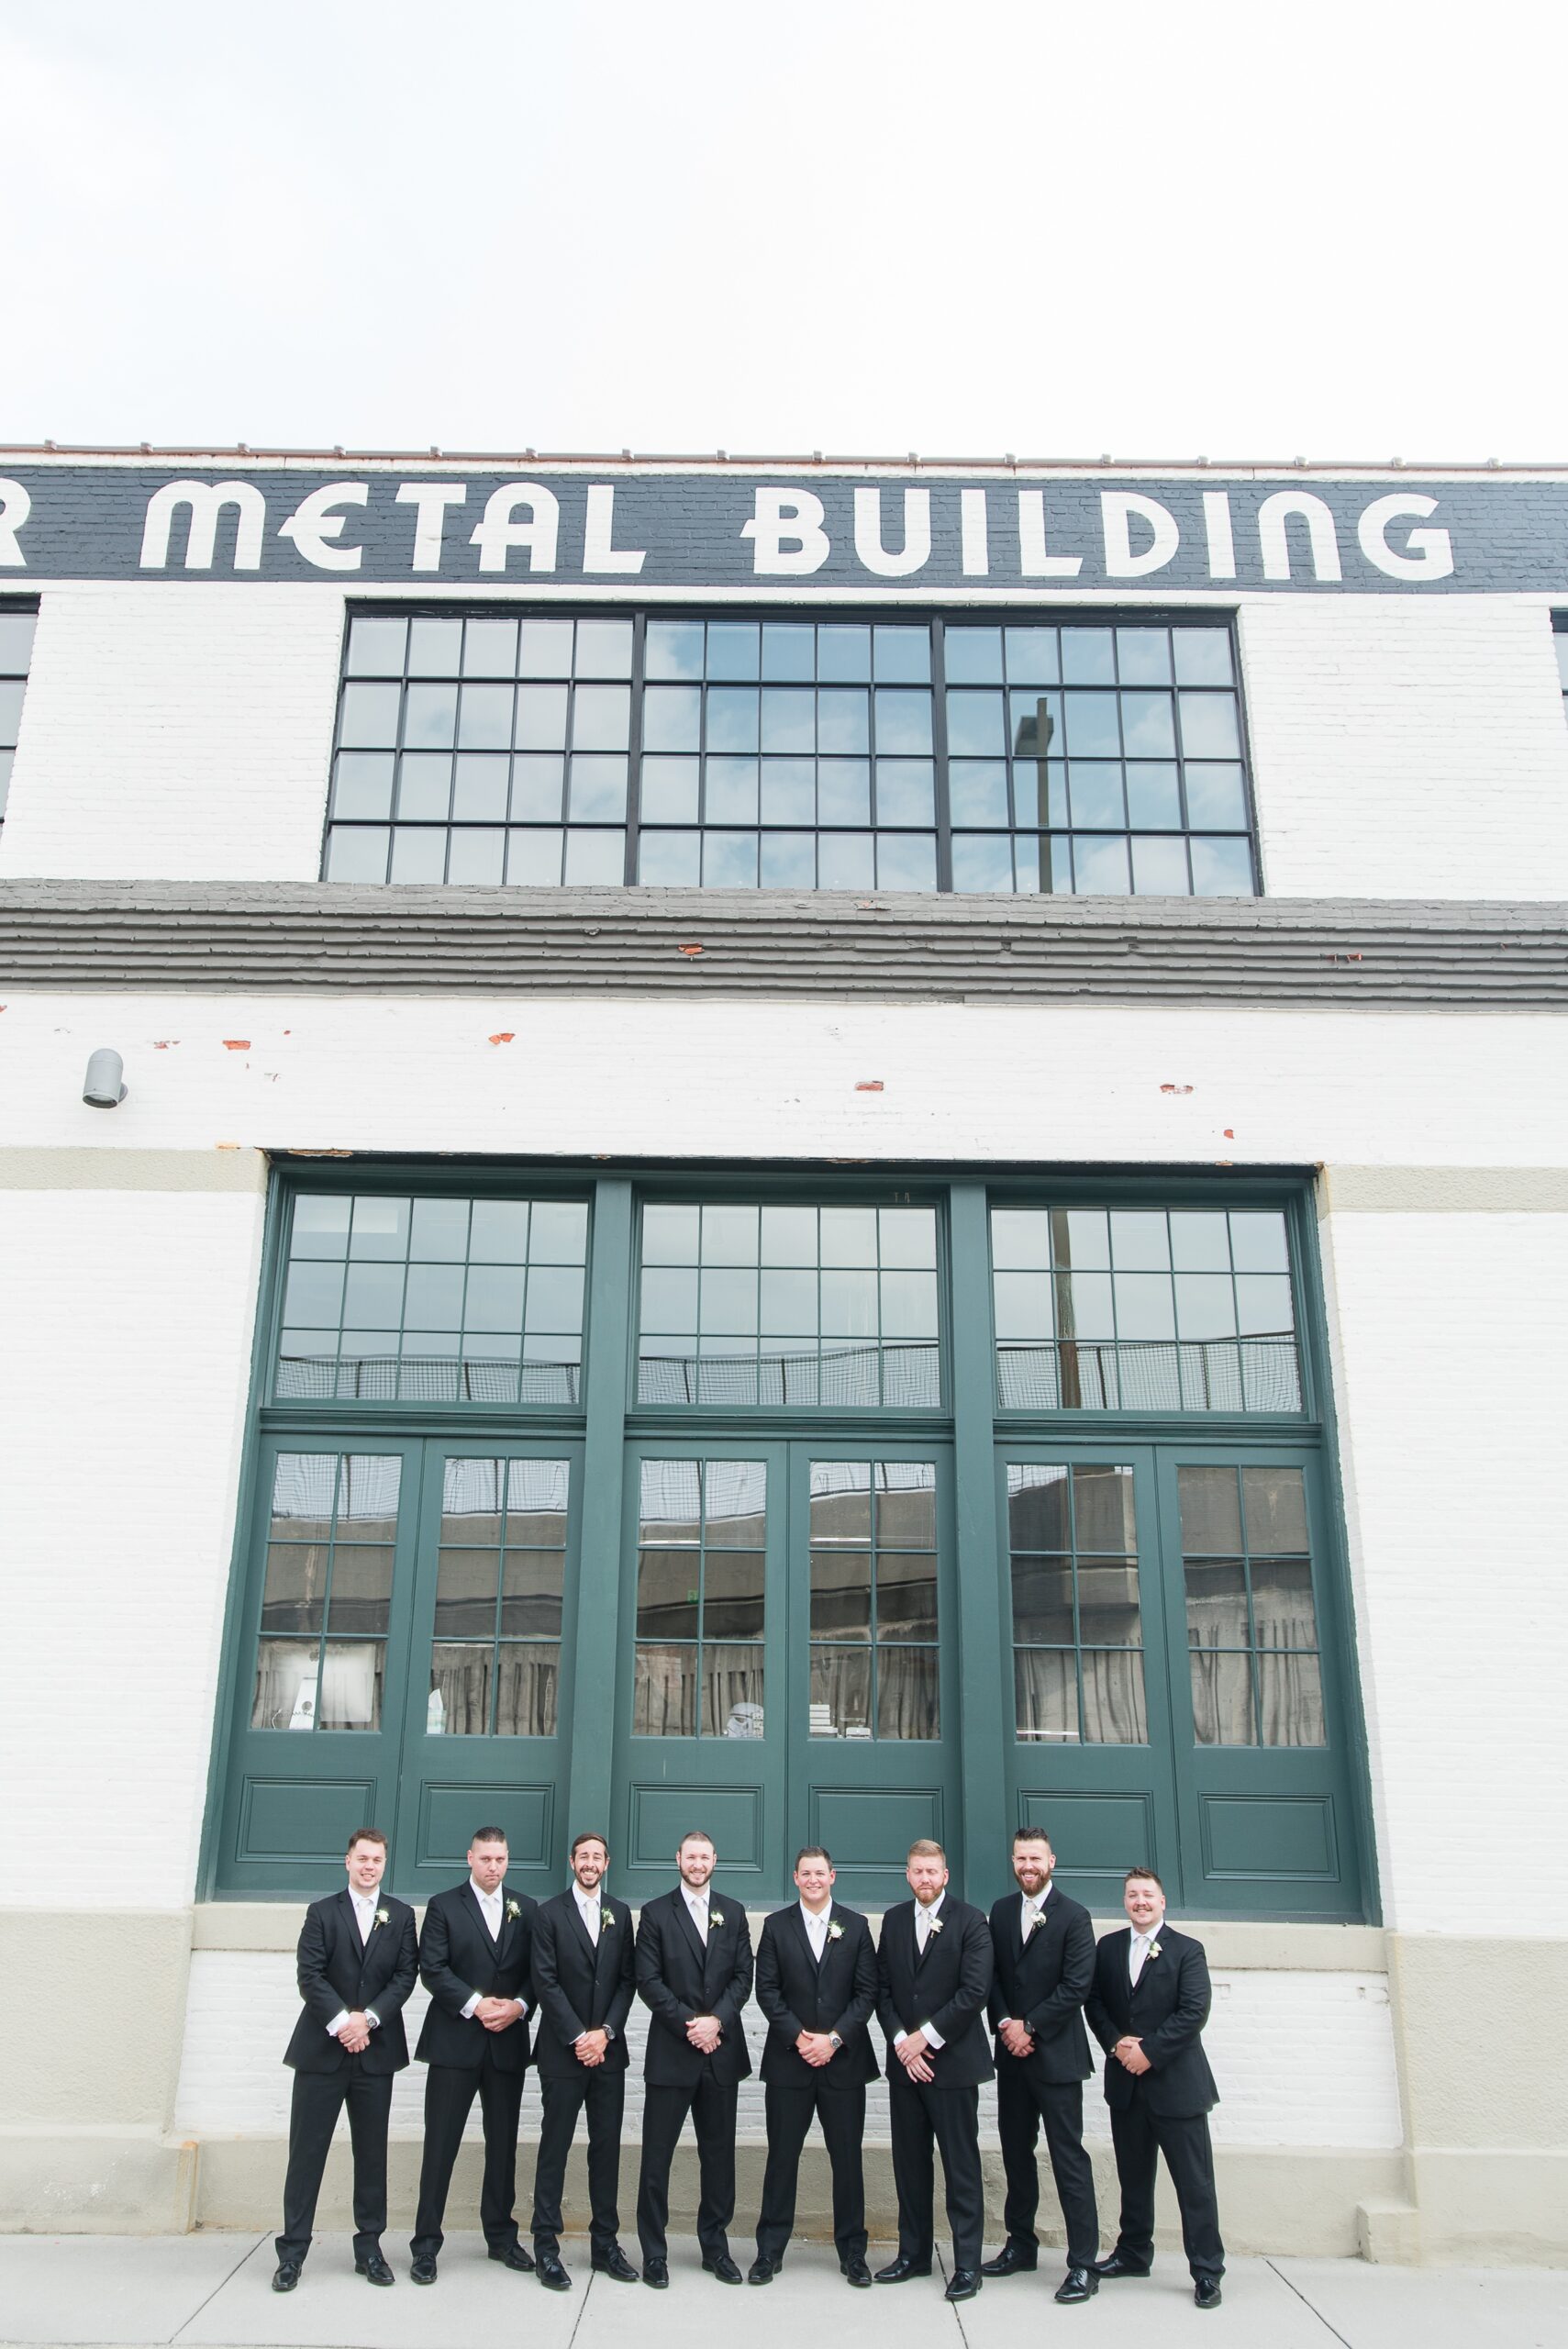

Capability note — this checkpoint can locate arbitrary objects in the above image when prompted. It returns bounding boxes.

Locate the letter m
[139,479,267,570]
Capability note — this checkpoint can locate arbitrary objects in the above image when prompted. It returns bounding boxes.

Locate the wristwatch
[603,2024,616,2042]
[828,2032,842,2051]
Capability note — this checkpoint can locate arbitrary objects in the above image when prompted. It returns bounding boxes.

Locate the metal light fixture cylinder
[83,1048,127,1108]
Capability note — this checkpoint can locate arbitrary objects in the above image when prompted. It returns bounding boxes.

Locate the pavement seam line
[1265,2256,1356,2347]
[166,2232,268,2344]
[562,2253,595,2345]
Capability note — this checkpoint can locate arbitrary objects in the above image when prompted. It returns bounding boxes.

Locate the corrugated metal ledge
[1,883,1564,1007]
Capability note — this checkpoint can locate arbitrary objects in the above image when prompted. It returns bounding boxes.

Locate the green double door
[609,1439,961,1910]
[1002,1440,1364,1917]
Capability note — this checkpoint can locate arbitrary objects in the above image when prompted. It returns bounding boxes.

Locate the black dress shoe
[489,2242,536,2272]
[748,2256,777,2285]
[981,2241,1038,2277]
[355,2253,395,2287]
[703,2252,744,2284]
[537,2254,572,2291]
[1055,2266,1098,2303]
[410,2255,438,2285]
[592,2245,640,2283]
[1094,2252,1151,2279]
[1195,2276,1223,2309]
[642,2256,669,2288]
[271,2262,301,2293]
[945,2269,981,2303]
[841,2254,873,2288]
[875,2255,932,2282]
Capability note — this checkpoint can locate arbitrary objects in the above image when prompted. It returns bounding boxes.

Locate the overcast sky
[2,0,1562,463]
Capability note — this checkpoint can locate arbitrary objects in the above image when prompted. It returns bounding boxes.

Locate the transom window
[0,600,38,834]
[1007,1464,1147,1744]
[809,1460,940,1741]
[278,1190,588,1404]
[429,1457,570,1736]
[634,1458,767,1737]
[636,1201,940,1407]
[992,1206,1299,1412]
[251,1453,401,1731]
[1178,1464,1325,1745]
[323,609,1255,897]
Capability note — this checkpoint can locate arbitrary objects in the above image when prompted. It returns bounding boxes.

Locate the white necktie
[1129,1934,1149,1985]
[584,1901,600,1944]
[917,1908,930,1954]
[355,1899,372,1945]
[692,1899,708,1945]
[484,1896,500,1941]
[1023,1900,1041,1941]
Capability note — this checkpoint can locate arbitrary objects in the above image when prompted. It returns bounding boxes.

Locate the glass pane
[574,618,633,678]
[761,1203,817,1264]
[387,829,448,883]
[1178,1464,1242,1553]
[1185,1554,1249,1647]
[1170,1212,1230,1271]
[818,623,871,681]
[639,1457,702,1541]
[1184,763,1248,828]
[327,1544,393,1635]
[431,1643,492,1735]
[261,1542,328,1634]
[639,829,700,885]
[1014,1648,1076,1742]
[762,621,816,680]
[877,1645,939,1739]
[339,682,402,749]
[644,619,705,680]
[643,1203,700,1264]
[703,1548,765,1637]
[705,1459,767,1544]
[1242,1464,1308,1554]
[495,1643,559,1735]
[1250,1556,1318,1648]
[633,1644,696,1736]
[500,1548,563,1638]
[1006,1463,1070,1550]
[992,1209,1051,1272]
[811,1544,870,1639]
[1010,1553,1073,1645]
[879,1208,936,1269]
[1257,1651,1326,1745]
[638,1546,698,1640]
[1061,627,1115,684]
[809,1461,872,1544]
[877,1463,936,1546]
[1230,1211,1290,1272]
[324,826,390,882]
[877,1553,937,1642]
[332,751,395,820]
[317,1642,383,1731]
[1173,630,1235,685]
[409,617,464,674]
[434,1545,497,1636]
[704,1646,764,1738]
[0,611,39,674]
[810,1646,873,1737]
[1075,1557,1141,1645]
[1081,1648,1149,1742]
[252,1640,318,1730]
[1190,836,1254,896]
[1190,1648,1256,1744]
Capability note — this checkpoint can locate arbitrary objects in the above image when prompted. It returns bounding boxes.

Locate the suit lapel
[339,1888,363,1967]
[786,1902,820,1972]
[463,1880,499,1957]
[670,1887,708,1970]
[564,1889,598,1962]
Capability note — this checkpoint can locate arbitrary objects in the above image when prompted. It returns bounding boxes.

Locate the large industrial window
[0,600,38,835]
[323,609,1256,896]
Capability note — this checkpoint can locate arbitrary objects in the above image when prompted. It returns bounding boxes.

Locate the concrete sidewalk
[1,2234,1565,2349]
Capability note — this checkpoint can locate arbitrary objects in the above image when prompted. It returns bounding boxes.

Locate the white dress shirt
[459,1878,524,2021]
[895,1891,947,2049]
[573,1881,603,1943]
[800,1899,831,1962]
[1129,1920,1162,1986]
[325,1888,384,2039]
[682,1884,711,1943]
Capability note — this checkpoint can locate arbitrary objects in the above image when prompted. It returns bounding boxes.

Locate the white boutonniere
[1148,1940,1162,1961]
[601,1909,615,1929]
[928,1917,944,1935]
[373,1907,389,1927]
[710,1909,725,1929]
[828,1920,844,1941]
[506,1898,521,1920]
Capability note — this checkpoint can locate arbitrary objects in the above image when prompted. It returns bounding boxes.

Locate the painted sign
[0,463,1564,592]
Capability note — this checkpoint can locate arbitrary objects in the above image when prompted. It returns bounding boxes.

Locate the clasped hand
[476,1995,521,2032]
[999,2019,1036,2059]
[573,2027,609,2067]
[1114,2034,1151,2075]
[339,2010,372,2054]
[795,2029,835,2068]
[685,2013,722,2053]
[896,2029,934,2084]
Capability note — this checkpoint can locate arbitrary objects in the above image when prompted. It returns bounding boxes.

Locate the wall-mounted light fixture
[83,1049,127,1108]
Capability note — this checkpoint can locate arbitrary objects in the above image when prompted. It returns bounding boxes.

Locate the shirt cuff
[997,2016,1014,2029]
[893,2028,907,2045]
[461,1992,482,2020]
[922,2021,945,2048]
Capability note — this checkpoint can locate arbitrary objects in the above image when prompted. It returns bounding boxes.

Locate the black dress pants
[410,2050,526,2258]
[1108,2089,1225,2280]
[276,2062,394,2266]
[636,2068,739,2264]
[995,2066,1100,2269]
[755,2081,867,2266]
[531,2066,627,2257]
[886,2066,984,2274]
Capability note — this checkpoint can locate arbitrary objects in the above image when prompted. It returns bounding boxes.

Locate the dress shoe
[1055,2266,1098,2304]
[410,2255,438,2285]
[489,2242,536,2272]
[981,2241,1038,2277]
[1195,2276,1223,2310]
[355,2253,395,2287]
[1094,2252,1151,2279]
[592,2245,640,2283]
[537,2254,572,2291]
[945,2269,981,2303]
[875,2255,932,2282]
[271,2263,301,2293]
[748,2256,778,2285]
[642,2256,669,2288]
[841,2254,873,2288]
[703,2252,744,2284]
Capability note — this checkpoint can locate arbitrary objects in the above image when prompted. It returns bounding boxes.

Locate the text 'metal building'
[0,450,1563,2264]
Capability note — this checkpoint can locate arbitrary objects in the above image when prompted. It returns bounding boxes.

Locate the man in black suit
[527,1829,639,2288]
[873,1836,995,2303]
[983,1826,1100,2303]
[1085,1866,1225,2310]
[273,1825,417,2292]
[750,1845,879,2288]
[633,1828,754,2288]
[408,1825,538,2284]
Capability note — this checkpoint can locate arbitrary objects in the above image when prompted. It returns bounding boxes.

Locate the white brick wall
[0,583,343,881]
[1239,595,1568,900]
[2,577,1565,896]
[173,1947,1402,2154]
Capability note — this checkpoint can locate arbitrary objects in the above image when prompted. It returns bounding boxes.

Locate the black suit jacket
[875,1896,995,2088]
[987,1885,1095,2085]
[755,1901,880,2088]
[528,1887,637,2077]
[1084,1922,1219,2118]
[284,1889,417,2075]
[635,1887,754,2087]
[415,1881,538,2074]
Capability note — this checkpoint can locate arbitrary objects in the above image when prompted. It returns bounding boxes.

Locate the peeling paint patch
[221,1039,250,1052]
[855,1080,885,1092]
[152,1040,179,1050]
[1160,1083,1195,1095]
[488,1030,516,1045]
[678,942,704,957]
